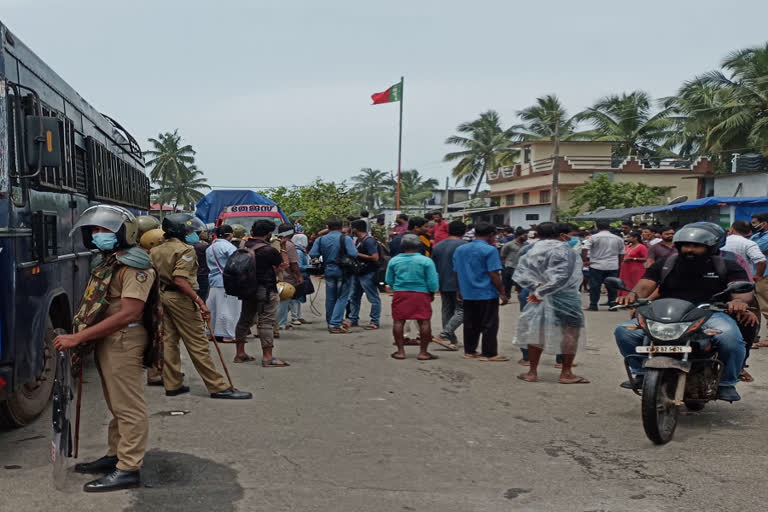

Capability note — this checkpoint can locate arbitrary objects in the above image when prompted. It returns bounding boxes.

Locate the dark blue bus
[0,21,149,426]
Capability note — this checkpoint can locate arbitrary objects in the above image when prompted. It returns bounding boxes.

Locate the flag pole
[396,76,404,211]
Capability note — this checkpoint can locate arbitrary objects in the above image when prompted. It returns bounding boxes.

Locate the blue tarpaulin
[643,196,768,214]
[195,190,288,224]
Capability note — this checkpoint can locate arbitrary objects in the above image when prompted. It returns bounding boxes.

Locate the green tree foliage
[382,169,439,209]
[266,180,357,233]
[144,130,209,213]
[575,91,675,158]
[566,174,671,216]
[444,110,519,194]
[516,94,581,141]
[350,168,389,212]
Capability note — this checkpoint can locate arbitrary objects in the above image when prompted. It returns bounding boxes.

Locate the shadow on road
[126,450,243,512]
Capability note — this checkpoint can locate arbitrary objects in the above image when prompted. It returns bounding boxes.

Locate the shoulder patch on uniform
[135,271,149,283]
[182,255,194,262]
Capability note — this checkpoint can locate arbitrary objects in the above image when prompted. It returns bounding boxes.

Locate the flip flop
[463,353,480,359]
[364,324,380,330]
[517,359,531,367]
[517,374,538,383]
[739,370,754,383]
[417,353,439,361]
[233,354,255,363]
[329,328,349,334]
[391,352,406,360]
[478,355,509,362]
[431,338,457,350]
[559,376,590,384]
[262,359,290,368]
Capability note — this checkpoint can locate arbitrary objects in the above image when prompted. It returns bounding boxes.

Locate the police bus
[0,21,149,426]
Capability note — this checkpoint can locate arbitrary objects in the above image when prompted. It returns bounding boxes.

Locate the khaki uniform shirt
[150,238,200,290]
[105,266,157,319]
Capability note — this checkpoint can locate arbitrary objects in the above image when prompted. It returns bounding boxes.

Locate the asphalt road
[1,282,766,512]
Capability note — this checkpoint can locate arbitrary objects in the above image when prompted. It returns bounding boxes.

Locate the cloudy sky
[2,0,767,190]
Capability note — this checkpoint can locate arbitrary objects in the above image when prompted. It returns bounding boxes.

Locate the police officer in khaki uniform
[150,213,251,400]
[136,216,164,387]
[53,205,155,492]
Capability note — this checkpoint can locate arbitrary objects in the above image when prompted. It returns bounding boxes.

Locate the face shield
[186,216,206,233]
[70,205,136,236]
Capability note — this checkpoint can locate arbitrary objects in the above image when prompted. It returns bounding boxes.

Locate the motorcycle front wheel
[641,368,680,444]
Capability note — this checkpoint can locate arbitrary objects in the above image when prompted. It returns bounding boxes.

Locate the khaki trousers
[756,279,768,325]
[95,325,149,472]
[161,291,228,393]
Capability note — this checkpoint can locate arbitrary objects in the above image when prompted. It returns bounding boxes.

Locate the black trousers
[463,298,499,357]
[502,267,516,297]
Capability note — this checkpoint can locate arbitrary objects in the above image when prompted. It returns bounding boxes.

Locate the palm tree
[443,110,519,195]
[516,94,580,141]
[695,44,768,156]
[350,168,388,212]
[575,91,675,158]
[152,164,211,211]
[383,169,438,209]
[144,130,197,214]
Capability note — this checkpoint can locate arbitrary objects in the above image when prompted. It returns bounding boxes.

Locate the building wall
[529,142,612,162]
[713,174,768,197]
[503,205,551,227]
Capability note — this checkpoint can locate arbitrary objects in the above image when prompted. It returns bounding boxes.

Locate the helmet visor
[187,216,206,233]
[70,205,136,237]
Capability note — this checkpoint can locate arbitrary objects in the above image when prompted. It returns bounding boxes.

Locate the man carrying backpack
[309,219,359,333]
[233,220,291,367]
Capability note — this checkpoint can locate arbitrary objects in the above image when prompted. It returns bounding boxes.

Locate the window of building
[505,194,515,205]
[523,145,531,163]
[540,190,550,203]
[525,214,540,221]
[522,192,530,204]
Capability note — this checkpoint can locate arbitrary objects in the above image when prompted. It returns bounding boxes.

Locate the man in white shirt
[724,221,766,278]
[581,221,625,311]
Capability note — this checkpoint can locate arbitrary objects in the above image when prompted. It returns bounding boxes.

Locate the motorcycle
[605,277,754,445]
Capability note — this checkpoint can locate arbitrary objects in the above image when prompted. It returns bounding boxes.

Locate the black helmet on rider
[162,213,205,240]
[672,222,725,256]
[70,204,138,251]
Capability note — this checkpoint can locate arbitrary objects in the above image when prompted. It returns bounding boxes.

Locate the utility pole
[550,117,560,222]
[442,176,449,216]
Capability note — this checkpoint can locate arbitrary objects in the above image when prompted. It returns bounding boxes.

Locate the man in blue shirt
[453,222,509,361]
[310,219,359,333]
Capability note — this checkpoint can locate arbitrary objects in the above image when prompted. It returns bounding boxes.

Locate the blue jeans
[349,272,381,325]
[325,275,353,328]
[615,312,746,387]
[588,268,618,308]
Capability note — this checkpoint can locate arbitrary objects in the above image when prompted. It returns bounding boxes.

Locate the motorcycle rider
[614,222,753,402]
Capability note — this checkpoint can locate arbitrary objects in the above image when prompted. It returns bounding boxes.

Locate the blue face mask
[92,232,118,251]
[568,236,579,247]
[185,232,200,244]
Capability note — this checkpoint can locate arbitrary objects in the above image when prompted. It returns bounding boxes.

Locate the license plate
[636,346,692,354]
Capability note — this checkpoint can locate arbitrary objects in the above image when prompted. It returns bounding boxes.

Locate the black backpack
[336,234,365,276]
[223,241,268,298]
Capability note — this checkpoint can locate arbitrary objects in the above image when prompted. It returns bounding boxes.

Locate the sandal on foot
[517,359,531,367]
[233,354,255,363]
[431,337,456,350]
[329,328,348,334]
[364,323,380,330]
[391,352,406,360]
[262,359,290,368]
[463,353,480,359]
[417,353,439,361]
[559,376,590,384]
[478,355,509,362]
[517,374,538,382]
[739,370,754,383]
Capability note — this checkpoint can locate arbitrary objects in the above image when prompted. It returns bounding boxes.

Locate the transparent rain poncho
[512,239,586,354]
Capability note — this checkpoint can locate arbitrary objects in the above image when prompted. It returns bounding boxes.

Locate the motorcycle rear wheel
[641,368,680,444]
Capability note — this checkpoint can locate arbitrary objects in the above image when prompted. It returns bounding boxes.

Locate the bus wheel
[0,320,57,427]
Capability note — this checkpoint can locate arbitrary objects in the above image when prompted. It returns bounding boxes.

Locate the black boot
[210,388,252,399]
[165,385,190,396]
[74,455,118,474]
[83,469,141,492]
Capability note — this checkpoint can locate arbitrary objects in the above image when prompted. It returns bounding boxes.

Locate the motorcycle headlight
[645,320,693,341]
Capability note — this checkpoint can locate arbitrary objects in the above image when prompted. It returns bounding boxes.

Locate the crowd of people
[50,202,768,492]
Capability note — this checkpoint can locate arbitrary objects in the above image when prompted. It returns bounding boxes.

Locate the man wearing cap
[150,213,251,399]
[276,223,304,330]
